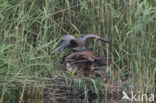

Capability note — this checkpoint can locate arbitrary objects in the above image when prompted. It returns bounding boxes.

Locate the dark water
[23,98,122,103]
[5,97,123,103]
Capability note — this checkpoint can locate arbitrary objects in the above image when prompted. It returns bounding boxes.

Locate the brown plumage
[56,34,114,53]
[62,50,107,74]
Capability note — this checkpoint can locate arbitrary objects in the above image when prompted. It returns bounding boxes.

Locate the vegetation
[0,0,156,102]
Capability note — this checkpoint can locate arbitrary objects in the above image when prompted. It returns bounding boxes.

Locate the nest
[4,69,130,99]
[44,70,129,99]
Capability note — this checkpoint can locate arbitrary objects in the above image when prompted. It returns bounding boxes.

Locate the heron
[61,50,107,75]
[56,34,114,53]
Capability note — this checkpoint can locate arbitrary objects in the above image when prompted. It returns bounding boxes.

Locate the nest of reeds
[44,69,129,99]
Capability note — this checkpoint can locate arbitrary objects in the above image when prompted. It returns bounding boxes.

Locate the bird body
[62,51,96,64]
[62,50,107,74]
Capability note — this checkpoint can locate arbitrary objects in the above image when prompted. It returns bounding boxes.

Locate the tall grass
[0,0,156,102]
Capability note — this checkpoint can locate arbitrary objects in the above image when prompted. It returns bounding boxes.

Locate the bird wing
[82,34,115,47]
[56,35,75,53]
[62,51,95,64]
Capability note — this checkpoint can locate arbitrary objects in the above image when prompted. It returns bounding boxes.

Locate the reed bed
[0,0,156,102]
